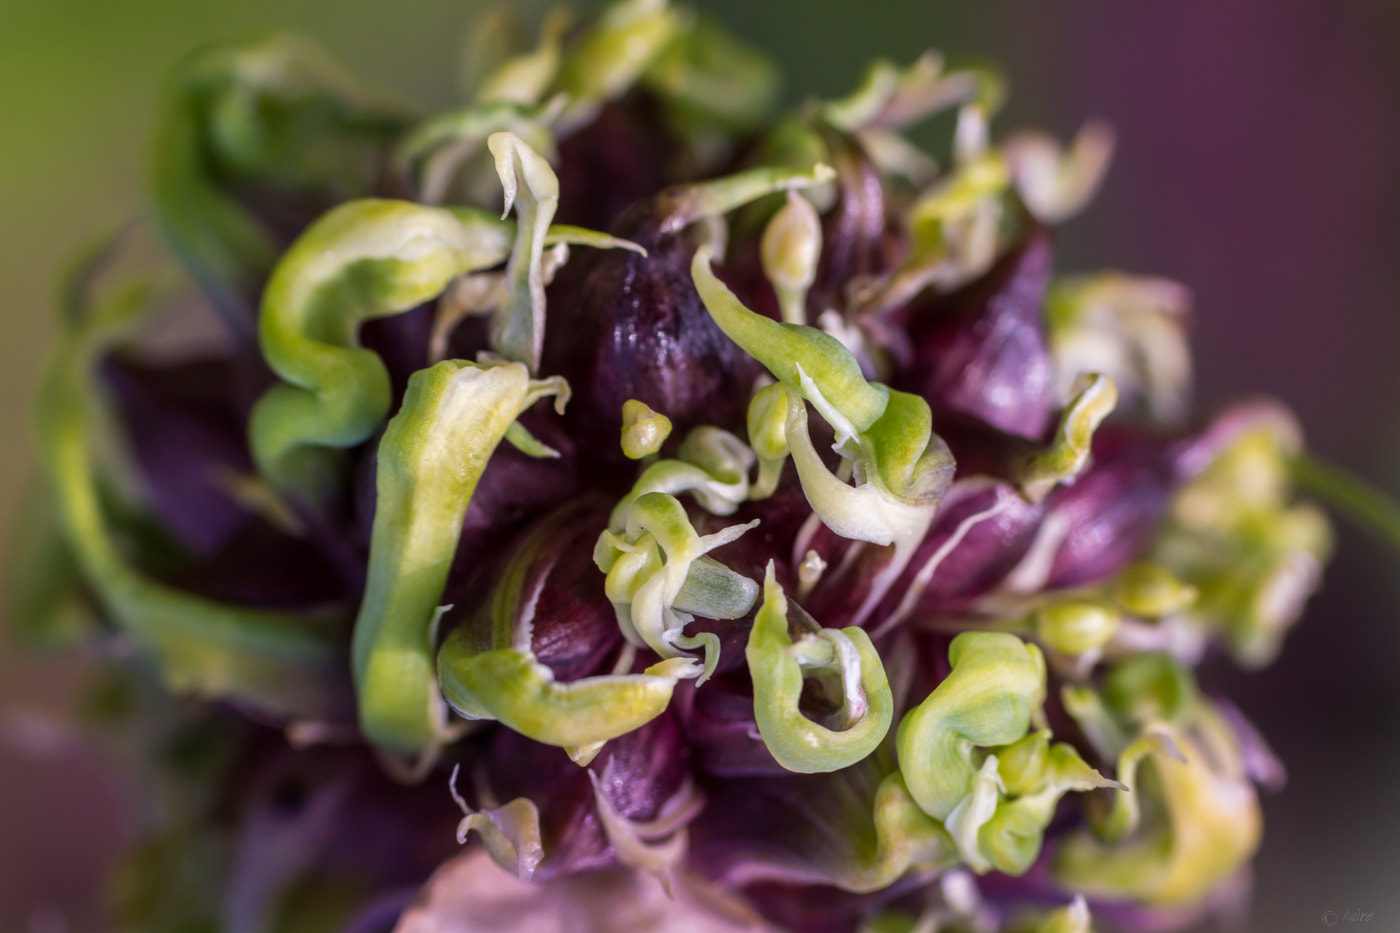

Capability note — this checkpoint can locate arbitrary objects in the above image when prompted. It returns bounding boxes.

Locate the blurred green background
[3,1,1399,930]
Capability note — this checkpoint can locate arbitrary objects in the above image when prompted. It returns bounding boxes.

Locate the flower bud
[620,398,673,459]
[761,191,823,324]
[1035,601,1120,656]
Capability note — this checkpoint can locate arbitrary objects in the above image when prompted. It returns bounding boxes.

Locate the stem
[1292,453,1400,559]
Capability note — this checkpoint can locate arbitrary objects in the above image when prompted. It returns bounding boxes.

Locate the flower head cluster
[20,2,1334,931]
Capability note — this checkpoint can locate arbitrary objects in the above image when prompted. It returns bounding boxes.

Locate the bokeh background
[3,1,1398,930]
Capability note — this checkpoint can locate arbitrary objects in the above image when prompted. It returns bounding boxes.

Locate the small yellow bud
[619,399,672,459]
[1036,601,1120,655]
[1113,562,1197,618]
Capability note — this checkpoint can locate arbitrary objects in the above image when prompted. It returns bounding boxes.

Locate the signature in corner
[1323,908,1376,926]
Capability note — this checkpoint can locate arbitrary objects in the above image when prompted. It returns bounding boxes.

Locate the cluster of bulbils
[29,1,1333,930]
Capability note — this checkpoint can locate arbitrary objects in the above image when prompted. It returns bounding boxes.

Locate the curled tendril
[694,247,954,626]
[822,52,997,133]
[1004,121,1116,225]
[893,633,1114,876]
[249,193,634,506]
[352,359,568,755]
[896,632,1045,821]
[1017,372,1118,503]
[39,242,341,719]
[854,109,1012,316]
[450,765,545,882]
[595,492,758,682]
[1056,680,1264,906]
[151,35,407,336]
[394,101,561,207]
[971,732,1119,875]
[436,503,696,752]
[747,562,894,773]
[438,636,696,751]
[488,131,561,372]
[694,243,886,432]
[249,200,514,504]
[609,423,755,526]
[1047,273,1192,424]
[843,772,957,893]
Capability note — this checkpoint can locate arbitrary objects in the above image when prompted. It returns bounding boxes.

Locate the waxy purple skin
[446,497,622,683]
[809,133,895,320]
[897,228,1056,440]
[543,188,764,454]
[482,711,694,880]
[215,739,462,933]
[101,353,257,556]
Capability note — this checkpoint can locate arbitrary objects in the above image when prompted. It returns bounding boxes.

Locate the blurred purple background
[2,0,1397,929]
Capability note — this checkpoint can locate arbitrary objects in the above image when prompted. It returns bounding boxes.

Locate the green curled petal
[896,632,1044,819]
[980,789,1049,875]
[553,0,683,131]
[844,772,956,893]
[642,14,779,132]
[451,781,545,882]
[352,360,544,753]
[152,35,406,334]
[824,53,984,133]
[692,245,886,433]
[39,263,341,719]
[978,742,1120,876]
[596,492,758,678]
[783,392,925,547]
[1090,731,1183,843]
[822,59,900,132]
[997,730,1052,797]
[487,131,559,371]
[783,386,945,630]
[475,8,571,106]
[661,162,837,235]
[1018,372,1118,502]
[250,199,515,504]
[608,426,754,528]
[438,633,697,747]
[941,752,1005,872]
[1054,710,1261,906]
[693,247,951,628]
[748,564,893,773]
[393,101,558,206]
[861,388,955,505]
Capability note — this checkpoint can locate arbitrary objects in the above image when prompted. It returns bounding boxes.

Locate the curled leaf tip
[747,562,894,773]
